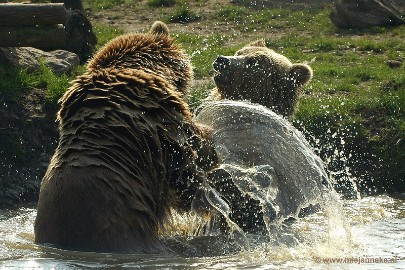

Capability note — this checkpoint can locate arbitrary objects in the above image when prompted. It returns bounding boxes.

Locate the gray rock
[330,0,405,29]
[0,47,79,74]
[386,59,402,68]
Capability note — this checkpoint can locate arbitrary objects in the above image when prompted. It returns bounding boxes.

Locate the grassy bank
[1,0,404,193]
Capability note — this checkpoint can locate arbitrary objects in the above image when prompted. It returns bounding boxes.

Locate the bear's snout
[213,55,231,71]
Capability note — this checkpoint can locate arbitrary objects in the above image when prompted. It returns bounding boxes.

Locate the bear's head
[86,21,193,95]
[211,40,313,117]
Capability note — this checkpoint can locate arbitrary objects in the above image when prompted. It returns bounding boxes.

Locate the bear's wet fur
[34,21,217,253]
[209,40,313,117]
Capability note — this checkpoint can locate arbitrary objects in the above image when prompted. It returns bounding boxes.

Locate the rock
[0,47,79,75]
[386,59,402,68]
[330,0,405,29]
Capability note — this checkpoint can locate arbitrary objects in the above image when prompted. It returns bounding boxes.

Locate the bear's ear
[149,21,170,36]
[248,39,266,47]
[289,63,313,86]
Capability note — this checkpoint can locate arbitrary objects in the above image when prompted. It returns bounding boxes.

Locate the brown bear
[195,41,329,234]
[208,40,313,117]
[34,21,217,253]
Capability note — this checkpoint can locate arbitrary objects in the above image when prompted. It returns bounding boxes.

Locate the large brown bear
[208,40,313,117]
[35,21,216,253]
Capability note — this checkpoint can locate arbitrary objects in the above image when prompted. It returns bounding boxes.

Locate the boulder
[0,47,79,74]
[330,0,405,29]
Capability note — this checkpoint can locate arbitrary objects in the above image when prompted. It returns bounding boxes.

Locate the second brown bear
[209,40,313,118]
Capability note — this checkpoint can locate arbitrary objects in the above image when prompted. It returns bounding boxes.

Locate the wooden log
[0,3,66,26]
[0,25,66,50]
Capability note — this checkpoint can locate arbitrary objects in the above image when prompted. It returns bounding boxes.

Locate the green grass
[292,41,405,192]
[35,63,72,105]
[0,61,70,105]
[83,0,131,10]
[0,62,80,105]
[168,6,202,23]
[217,6,250,24]
[0,63,36,103]
[93,23,125,49]
[175,33,238,78]
[216,5,333,33]
[0,62,74,161]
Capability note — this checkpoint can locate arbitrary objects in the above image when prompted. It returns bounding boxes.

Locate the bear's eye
[245,58,260,69]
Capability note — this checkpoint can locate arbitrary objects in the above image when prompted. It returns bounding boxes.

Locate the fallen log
[0,25,65,49]
[0,3,66,26]
[0,3,96,62]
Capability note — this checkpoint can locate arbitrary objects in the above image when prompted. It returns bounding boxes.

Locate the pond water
[1,194,404,269]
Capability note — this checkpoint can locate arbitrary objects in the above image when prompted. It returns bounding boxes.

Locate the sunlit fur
[35,21,216,253]
[210,40,313,117]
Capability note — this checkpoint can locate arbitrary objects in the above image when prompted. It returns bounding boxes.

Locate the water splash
[0,195,404,268]
[194,100,348,243]
[191,182,250,251]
